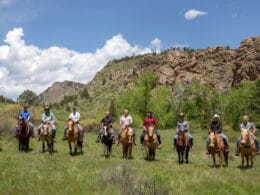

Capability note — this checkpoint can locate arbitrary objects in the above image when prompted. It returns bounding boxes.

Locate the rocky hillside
[77,36,259,116]
[37,36,259,116]
[38,81,84,104]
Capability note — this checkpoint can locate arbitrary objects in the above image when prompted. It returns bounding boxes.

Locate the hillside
[77,36,260,116]
[37,36,260,117]
[38,80,84,104]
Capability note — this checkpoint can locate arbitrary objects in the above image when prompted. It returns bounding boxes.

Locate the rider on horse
[173,112,193,150]
[116,109,136,145]
[37,106,56,141]
[15,105,34,138]
[206,114,229,155]
[96,111,115,143]
[235,115,260,156]
[63,107,83,141]
[140,111,161,149]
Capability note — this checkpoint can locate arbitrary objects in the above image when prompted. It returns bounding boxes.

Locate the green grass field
[0,123,260,195]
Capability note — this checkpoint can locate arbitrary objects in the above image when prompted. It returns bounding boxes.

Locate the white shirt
[120,115,133,128]
[69,112,80,123]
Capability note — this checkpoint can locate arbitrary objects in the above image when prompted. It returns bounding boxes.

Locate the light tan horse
[40,123,53,154]
[144,125,157,160]
[66,119,83,155]
[208,133,228,167]
[239,128,256,168]
[120,127,134,158]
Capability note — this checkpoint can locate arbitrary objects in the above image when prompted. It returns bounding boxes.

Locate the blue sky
[0,0,259,99]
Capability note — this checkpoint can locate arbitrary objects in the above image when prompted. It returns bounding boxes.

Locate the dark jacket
[209,120,222,134]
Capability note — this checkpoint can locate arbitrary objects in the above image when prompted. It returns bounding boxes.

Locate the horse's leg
[69,142,72,154]
[225,151,229,166]
[185,149,189,164]
[241,153,244,168]
[246,155,249,168]
[212,153,216,167]
[220,152,224,168]
[42,140,45,153]
[129,144,132,158]
[74,140,77,154]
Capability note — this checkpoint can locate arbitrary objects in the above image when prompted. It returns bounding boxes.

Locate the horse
[144,125,157,160]
[66,119,83,155]
[17,119,30,151]
[39,123,53,154]
[208,132,228,167]
[239,128,256,168]
[100,126,114,157]
[120,127,134,158]
[176,131,191,164]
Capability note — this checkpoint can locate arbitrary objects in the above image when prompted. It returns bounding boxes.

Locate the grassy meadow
[0,104,260,195]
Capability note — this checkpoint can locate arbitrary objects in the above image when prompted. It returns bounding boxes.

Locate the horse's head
[127,127,134,144]
[147,125,154,138]
[67,119,74,133]
[177,131,185,146]
[42,123,51,136]
[17,119,28,134]
[208,132,215,147]
[240,128,250,144]
[103,126,108,137]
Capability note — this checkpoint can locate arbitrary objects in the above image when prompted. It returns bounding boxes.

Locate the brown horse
[239,128,256,168]
[144,126,157,160]
[208,132,228,167]
[17,119,30,151]
[176,131,191,164]
[40,123,53,154]
[66,119,83,155]
[120,127,134,158]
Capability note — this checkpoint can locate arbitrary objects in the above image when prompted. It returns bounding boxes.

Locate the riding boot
[235,143,240,156]
[133,133,136,145]
[140,136,144,149]
[116,134,120,146]
[206,147,210,155]
[37,128,40,141]
[31,128,35,138]
[62,128,67,141]
[96,134,101,143]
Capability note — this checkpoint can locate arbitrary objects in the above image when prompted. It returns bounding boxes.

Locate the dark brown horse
[17,119,30,151]
[66,119,83,155]
[176,131,191,164]
[100,126,113,157]
[239,128,256,168]
[120,127,134,158]
[208,132,228,167]
[144,125,157,160]
[40,123,53,154]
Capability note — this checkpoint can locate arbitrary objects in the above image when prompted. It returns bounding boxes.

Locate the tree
[17,90,38,105]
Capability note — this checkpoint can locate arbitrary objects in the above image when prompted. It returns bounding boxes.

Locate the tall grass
[0,103,259,194]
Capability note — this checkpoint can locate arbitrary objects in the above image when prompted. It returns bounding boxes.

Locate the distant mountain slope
[38,81,84,104]
[37,36,260,116]
[79,36,259,116]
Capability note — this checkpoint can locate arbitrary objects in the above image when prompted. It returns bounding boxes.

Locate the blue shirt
[19,111,31,121]
[176,120,189,133]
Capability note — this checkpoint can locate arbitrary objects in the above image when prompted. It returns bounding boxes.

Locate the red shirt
[143,117,156,130]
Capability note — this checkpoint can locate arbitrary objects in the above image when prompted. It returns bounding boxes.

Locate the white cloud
[150,38,162,54]
[0,27,153,99]
[184,9,207,20]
